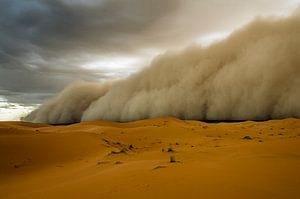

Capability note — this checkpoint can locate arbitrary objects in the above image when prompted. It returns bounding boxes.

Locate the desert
[1,118,299,199]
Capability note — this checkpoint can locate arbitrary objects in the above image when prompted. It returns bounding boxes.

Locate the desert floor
[0,118,299,199]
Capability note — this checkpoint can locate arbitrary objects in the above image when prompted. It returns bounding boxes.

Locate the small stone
[170,155,176,163]
[153,165,167,170]
[242,135,252,140]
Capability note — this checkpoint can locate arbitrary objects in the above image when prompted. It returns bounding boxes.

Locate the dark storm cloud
[1,0,179,53]
[0,0,180,104]
[0,89,52,105]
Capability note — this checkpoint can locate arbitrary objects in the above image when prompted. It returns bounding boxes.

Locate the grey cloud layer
[0,0,179,104]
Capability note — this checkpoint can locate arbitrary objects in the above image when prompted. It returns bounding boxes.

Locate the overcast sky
[0,0,299,120]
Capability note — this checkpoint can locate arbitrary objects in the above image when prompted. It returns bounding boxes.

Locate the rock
[242,135,252,140]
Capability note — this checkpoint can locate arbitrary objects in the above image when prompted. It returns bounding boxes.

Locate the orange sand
[0,118,300,199]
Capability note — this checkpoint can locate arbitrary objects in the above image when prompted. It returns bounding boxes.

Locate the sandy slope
[0,118,299,199]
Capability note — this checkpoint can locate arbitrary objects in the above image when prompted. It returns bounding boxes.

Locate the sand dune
[1,118,300,199]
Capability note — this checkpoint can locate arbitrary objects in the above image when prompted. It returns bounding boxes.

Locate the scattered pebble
[97,161,110,165]
[170,155,176,163]
[242,135,252,140]
[153,165,167,170]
